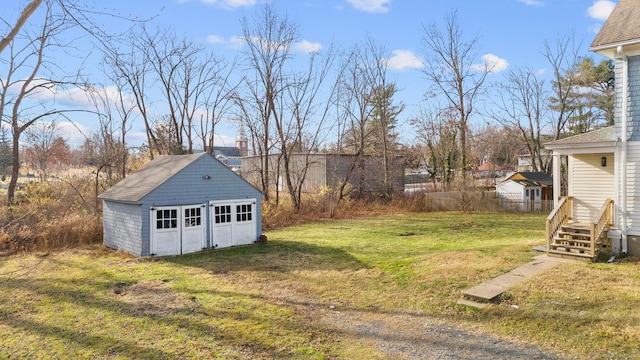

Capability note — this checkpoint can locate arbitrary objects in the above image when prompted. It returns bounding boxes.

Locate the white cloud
[199,0,256,9]
[471,54,509,74]
[346,0,391,13]
[517,0,544,7]
[206,35,225,44]
[205,34,246,49]
[384,50,423,71]
[587,0,616,21]
[58,121,90,146]
[294,40,322,54]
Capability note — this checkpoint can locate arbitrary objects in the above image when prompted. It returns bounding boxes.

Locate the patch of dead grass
[114,280,197,316]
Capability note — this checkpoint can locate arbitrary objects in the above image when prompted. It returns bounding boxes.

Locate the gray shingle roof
[514,172,553,186]
[544,126,616,148]
[590,0,640,50]
[98,153,208,202]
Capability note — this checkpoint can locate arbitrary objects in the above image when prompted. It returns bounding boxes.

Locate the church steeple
[236,123,248,157]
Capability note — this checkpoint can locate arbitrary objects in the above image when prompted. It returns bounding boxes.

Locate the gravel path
[316,308,565,359]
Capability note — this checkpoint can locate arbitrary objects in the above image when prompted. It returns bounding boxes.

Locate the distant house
[476,162,509,178]
[213,146,243,171]
[98,153,262,257]
[496,172,553,211]
[241,153,405,196]
[516,152,550,172]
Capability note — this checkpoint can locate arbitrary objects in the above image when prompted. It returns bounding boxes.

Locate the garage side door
[151,207,180,256]
[181,204,206,254]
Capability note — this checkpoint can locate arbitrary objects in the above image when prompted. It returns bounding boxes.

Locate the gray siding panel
[102,201,143,256]
[619,56,640,141]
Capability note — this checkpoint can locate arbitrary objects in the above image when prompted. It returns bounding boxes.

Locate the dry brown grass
[0,178,102,254]
[262,191,430,230]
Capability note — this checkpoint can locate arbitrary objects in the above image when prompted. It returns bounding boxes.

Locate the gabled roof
[505,171,552,186]
[544,126,616,148]
[590,0,640,51]
[98,153,208,202]
[213,146,242,157]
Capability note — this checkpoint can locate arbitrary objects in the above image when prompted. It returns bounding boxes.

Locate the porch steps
[548,223,598,260]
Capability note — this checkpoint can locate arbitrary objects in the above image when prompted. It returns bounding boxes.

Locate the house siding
[569,153,614,222]
[496,180,525,201]
[616,56,640,141]
[622,142,640,233]
[102,201,143,256]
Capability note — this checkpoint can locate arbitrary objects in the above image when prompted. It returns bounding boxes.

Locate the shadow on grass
[0,255,340,359]
[165,240,369,274]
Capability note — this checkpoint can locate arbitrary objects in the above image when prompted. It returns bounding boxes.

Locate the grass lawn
[1,212,639,358]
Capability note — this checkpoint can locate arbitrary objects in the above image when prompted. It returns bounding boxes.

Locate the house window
[156,209,177,229]
[214,205,231,224]
[236,204,252,222]
[525,189,530,197]
[184,207,201,227]
[536,189,540,197]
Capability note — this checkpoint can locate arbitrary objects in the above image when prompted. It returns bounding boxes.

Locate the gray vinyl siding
[622,142,640,232]
[102,201,143,256]
[569,153,614,222]
[616,56,640,141]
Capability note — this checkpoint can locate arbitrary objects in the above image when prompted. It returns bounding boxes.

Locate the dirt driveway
[315,308,564,359]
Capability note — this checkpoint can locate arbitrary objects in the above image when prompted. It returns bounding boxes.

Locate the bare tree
[198,60,238,154]
[24,121,69,181]
[277,44,338,210]
[489,67,550,173]
[0,0,83,204]
[0,0,43,55]
[85,82,134,181]
[543,34,582,140]
[411,106,459,189]
[421,10,489,179]
[335,37,393,198]
[104,38,158,158]
[235,4,298,203]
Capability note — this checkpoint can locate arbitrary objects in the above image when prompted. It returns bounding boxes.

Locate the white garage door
[151,204,206,256]
[210,199,256,249]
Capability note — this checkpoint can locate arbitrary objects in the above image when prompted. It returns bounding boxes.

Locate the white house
[545,0,640,259]
[496,172,552,211]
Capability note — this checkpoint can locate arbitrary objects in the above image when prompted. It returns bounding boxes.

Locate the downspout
[617,45,629,254]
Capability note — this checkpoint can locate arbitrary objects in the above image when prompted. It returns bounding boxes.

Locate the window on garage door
[236,203,252,222]
[214,205,232,224]
[184,207,202,227]
[156,209,177,229]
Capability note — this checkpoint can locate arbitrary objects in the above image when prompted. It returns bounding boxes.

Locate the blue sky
[6,0,618,148]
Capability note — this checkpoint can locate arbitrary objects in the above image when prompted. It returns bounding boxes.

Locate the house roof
[544,126,616,148]
[98,153,209,202]
[505,171,553,186]
[590,0,640,51]
[213,146,242,157]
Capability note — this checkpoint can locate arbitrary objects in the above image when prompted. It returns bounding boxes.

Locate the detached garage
[98,153,263,256]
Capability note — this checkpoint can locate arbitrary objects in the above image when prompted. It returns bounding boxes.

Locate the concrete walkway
[457,254,574,309]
